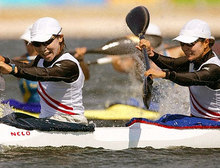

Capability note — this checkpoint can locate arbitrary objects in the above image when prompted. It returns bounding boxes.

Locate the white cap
[146,23,161,36]
[20,25,32,43]
[31,17,62,42]
[173,19,212,43]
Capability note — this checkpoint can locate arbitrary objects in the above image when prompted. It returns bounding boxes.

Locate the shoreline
[0,6,220,39]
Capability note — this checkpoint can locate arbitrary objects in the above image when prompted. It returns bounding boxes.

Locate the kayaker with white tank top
[137,19,220,121]
[0,17,88,124]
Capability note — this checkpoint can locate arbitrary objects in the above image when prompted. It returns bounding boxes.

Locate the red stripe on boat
[126,118,220,129]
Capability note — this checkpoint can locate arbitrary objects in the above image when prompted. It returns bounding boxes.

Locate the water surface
[0,38,219,168]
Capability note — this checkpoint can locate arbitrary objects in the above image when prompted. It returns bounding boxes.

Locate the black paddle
[126,6,153,109]
[87,57,113,65]
[70,36,138,56]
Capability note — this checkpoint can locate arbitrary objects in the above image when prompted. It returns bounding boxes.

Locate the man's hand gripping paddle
[126,6,153,108]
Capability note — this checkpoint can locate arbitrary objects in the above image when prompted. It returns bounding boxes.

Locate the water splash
[126,53,190,115]
[155,80,190,115]
[0,98,14,118]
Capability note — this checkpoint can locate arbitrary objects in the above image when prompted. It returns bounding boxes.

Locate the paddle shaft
[87,57,112,65]
[140,35,150,70]
[71,37,137,56]
[140,34,152,108]
[87,55,133,65]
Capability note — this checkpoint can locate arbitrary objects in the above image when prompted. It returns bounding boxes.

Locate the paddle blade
[142,76,153,109]
[126,6,150,37]
[86,37,137,55]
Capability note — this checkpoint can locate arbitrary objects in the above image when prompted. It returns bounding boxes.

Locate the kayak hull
[1,122,220,150]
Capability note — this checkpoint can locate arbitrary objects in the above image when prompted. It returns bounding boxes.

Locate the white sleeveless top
[189,52,220,120]
[37,53,85,118]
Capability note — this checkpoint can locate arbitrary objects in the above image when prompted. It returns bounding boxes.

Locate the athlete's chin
[43,54,54,62]
[188,58,193,61]
[187,55,195,62]
[45,57,54,62]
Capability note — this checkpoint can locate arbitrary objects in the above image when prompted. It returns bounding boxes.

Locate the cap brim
[31,34,52,42]
[20,33,31,42]
[210,36,215,40]
[173,35,198,44]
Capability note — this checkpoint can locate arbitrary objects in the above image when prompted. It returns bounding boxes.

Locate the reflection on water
[0,146,220,168]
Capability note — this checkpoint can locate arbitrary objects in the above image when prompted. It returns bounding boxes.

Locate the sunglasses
[31,35,57,47]
[180,38,204,47]
[31,28,62,47]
